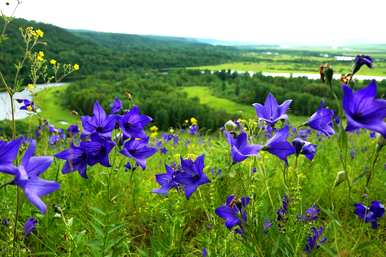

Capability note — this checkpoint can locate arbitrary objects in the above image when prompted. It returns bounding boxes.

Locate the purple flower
[215,195,250,234]
[354,201,384,229]
[0,138,22,175]
[2,218,9,227]
[224,131,262,163]
[67,124,79,136]
[342,80,386,137]
[298,128,312,140]
[12,140,60,213]
[119,106,152,139]
[24,217,38,237]
[55,144,88,178]
[369,131,376,139]
[175,155,210,199]
[263,126,295,164]
[110,97,122,113]
[353,55,373,74]
[277,194,289,222]
[304,227,327,254]
[299,204,320,222]
[263,218,272,233]
[305,104,335,137]
[189,124,198,135]
[120,138,157,170]
[202,248,207,257]
[81,101,117,138]
[16,99,35,112]
[160,147,167,154]
[292,137,317,161]
[252,93,292,126]
[81,134,115,167]
[152,164,181,195]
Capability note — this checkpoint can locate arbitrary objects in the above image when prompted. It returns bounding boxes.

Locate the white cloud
[3,0,386,44]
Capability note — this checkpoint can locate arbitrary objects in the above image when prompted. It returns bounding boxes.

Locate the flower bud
[334,170,346,187]
[224,120,238,132]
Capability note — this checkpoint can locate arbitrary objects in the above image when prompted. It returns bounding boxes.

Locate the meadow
[0,10,386,257]
[193,50,386,76]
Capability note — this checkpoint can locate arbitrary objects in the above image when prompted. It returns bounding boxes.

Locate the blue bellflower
[120,138,157,170]
[305,104,335,137]
[304,227,327,254]
[292,137,317,160]
[110,97,123,114]
[224,131,262,164]
[119,106,152,139]
[263,126,295,164]
[215,195,250,234]
[0,138,22,175]
[12,140,60,213]
[354,201,384,229]
[175,155,210,199]
[81,101,116,138]
[252,93,292,126]
[342,80,386,137]
[352,55,373,74]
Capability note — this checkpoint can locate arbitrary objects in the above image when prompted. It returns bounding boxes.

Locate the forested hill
[0,18,242,83]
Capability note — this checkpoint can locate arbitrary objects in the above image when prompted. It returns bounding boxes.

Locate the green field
[193,61,386,76]
[182,86,306,125]
[33,85,78,126]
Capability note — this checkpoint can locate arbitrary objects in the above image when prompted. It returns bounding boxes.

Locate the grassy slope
[183,86,306,125]
[33,85,78,126]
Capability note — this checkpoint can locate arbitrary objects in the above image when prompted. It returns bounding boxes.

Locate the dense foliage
[63,70,234,131]
[0,18,242,88]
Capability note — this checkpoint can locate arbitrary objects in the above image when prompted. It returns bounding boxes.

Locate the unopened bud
[334,170,346,187]
[224,120,238,132]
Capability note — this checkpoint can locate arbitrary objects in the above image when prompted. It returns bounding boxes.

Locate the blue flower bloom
[16,98,35,112]
[12,140,60,213]
[304,227,327,254]
[119,106,152,139]
[252,93,292,126]
[292,137,317,161]
[353,55,373,74]
[224,131,262,164]
[152,164,181,195]
[120,138,157,170]
[24,217,38,237]
[81,101,117,138]
[342,80,386,137]
[299,204,320,222]
[215,195,250,234]
[175,155,210,199]
[354,201,384,229]
[263,126,295,164]
[0,138,22,175]
[305,103,335,137]
[110,96,122,114]
[55,143,89,178]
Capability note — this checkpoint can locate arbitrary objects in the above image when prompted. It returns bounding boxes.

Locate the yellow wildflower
[150,132,158,138]
[35,29,44,38]
[169,128,175,134]
[37,51,44,61]
[73,64,80,71]
[184,119,189,124]
[150,125,158,132]
[27,83,35,91]
[190,117,198,125]
[50,59,57,65]
[27,105,33,112]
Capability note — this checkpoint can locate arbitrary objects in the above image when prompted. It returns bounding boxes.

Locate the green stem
[12,188,21,256]
[10,94,16,139]
[366,147,381,189]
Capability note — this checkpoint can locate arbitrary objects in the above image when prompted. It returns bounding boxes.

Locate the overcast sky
[3,0,386,45]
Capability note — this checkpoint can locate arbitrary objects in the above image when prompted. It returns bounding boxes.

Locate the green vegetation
[183,86,306,125]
